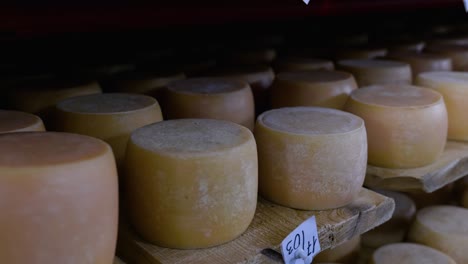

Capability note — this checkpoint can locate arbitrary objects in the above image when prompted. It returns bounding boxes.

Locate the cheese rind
[271,70,357,109]
[426,43,468,70]
[407,206,468,264]
[0,132,118,264]
[387,52,452,79]
[370,243,456,264]
[125,119,258,249]
[314,236,360,263]
[416,71,468,141]
[337,59,412,86]
[255,107,367,210]
[0,110,45,133]
[344,84,448,168]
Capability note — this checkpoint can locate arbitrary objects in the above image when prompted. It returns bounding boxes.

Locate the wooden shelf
[117,188,394,264]
[365,141,468,193]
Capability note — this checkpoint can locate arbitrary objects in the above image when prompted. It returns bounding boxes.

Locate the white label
[465,0,468,12]
[302,0,310,4]
[281,216,321,264]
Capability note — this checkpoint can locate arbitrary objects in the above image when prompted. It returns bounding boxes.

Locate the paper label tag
[302,0,310,4]
[465,0,468,12]
[281,216,321,264]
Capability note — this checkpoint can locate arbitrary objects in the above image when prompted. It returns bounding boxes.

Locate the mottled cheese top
[277,70,352,83]
[0,132,109,167]
[338,59,409,69]
[418,71,468,86]
[258,107,363,135]
[131,119,252,155]
[350,84,442,107]
[57,93,157,114]
[168,78,248,94]
[373,243,455,264]
[416,206,468,235]
[0,110,43,133]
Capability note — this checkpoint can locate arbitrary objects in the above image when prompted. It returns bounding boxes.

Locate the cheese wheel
[55,93,163,167]
[362,190,416,248]
[426,43,468,70]
[344,84,447,168]
[165,78,255,130]
[314,236,360,263]
[407,206,468,263]
[337,59,412,86]
[335,47,387,60]
[111,71,185,98]
[255,107,367,210]
[274,57,334,72]
[370,243,456,264]
[271,70,357,110]
[386,52,452,79]
[0,132,118,264]
[416,72,468,141]
[0,110,45,133]
[125,119,258,249]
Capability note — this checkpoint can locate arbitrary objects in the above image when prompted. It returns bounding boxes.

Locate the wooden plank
[365,141,468,193]
[117,188,394,264]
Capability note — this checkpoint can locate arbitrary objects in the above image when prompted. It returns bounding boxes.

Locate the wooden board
[117,188,394,264]
[365,141,468,193]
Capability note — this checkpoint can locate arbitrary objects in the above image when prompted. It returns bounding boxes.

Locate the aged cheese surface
[344,84,448,168]
[274,57,334,72]
[416,71,468,141]
[55,93,162,167]
[370,243,456,264]
[315,235,360,263]
[255,107,367,210]
[408,206,468,264]
[387,51,452,79]
[124,119,258,249]
[426,43,468,70]
[166,78,255,130]
[270,70,357,110]
[0,110,45,133]
[337,59,412,86]
[0,132,118,264]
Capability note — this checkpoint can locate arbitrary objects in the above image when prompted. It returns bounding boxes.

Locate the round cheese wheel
[362,190,416,248]
[125,119,258,249]
[0,110,45,133]
[416,71,468,141]
[370,243,456,264]
[407,206,468,263]
[55,93,163,167]
[273,57,334,72]
[335,47,387,60]
[337,59,412,87]
[165,78,255,130]
[255,107,367,210]
[387,52,452,79]
[0,132,118,264]
[314,236,360,263]
[344,84,448,168]
[270,70,357,110]
[426,43,468,70]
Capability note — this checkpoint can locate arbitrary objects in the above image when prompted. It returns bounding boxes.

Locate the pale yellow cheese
[255,107,367,210]
[165,78,255,130]
[335,47,387,60]
[124,119,258,249]
[407,206,468,263]
[416,71,468,141]
[274,57,334,72]
[370,243,456,264]
[314,236,360,263]
[344,84,448,168]
[337,59,412,86]
[55,93,163,167]
[426,43,468,70]
[270,70,357,110]
[387,51,452,79]
[0,110,45,133]
[0,132,118,264]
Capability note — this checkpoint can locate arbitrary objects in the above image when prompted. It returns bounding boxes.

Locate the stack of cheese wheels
[125,119,257,248]
[0,110,45,133]
[370,243,456,264]
[165,78,255,130]
[0,132,118,263]
[270,70,358,110]
[255,107,367,210]
[273,57,334,72]
[344,84,448,168]
[207,65,274,115]
[334,47,387,60]
[408,206,468,263]
[416,72,468,141]
[55,93,163,167]
[386,51,452,79]
[314,236,360,263]
[337,59,412,86]
[362,190,416,248]
[425,43,468,70]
